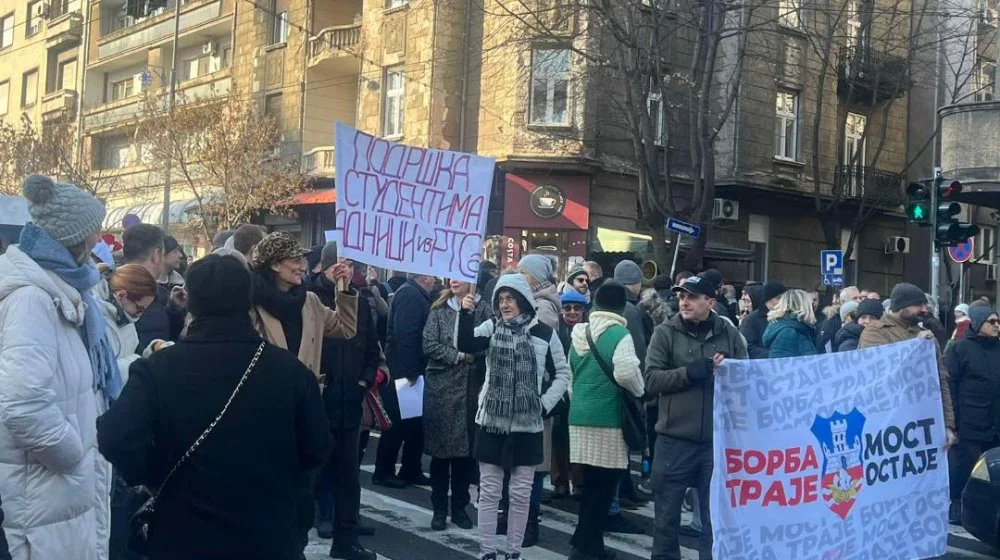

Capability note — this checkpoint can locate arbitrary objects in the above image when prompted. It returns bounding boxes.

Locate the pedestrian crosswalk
[304,437,1000,560]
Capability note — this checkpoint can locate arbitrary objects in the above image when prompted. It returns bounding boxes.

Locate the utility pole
[161,0,182,232]
[930,167,941,309]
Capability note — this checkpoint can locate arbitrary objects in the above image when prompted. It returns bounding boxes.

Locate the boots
[521,504,540,548]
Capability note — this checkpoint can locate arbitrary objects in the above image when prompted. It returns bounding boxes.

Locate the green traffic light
[906,202,928,222]
[912,205,925,220]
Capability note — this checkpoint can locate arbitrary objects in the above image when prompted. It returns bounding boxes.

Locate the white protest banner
[711,338,950,560]
[334,122,495,282]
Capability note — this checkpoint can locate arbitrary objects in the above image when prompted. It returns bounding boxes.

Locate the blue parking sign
[821,250,844,286]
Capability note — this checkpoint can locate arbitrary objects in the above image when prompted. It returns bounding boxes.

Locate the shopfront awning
[287,188,336,206]
[593,227,757,262]
[103,199,200,231]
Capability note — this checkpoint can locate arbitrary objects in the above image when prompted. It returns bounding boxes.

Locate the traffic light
[933,177,979,246]
[905,182,931,224]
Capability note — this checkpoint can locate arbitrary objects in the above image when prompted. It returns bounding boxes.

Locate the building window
[647,88,665,146]
[529,48,571,126]
[976,58,996,101]
[184,54,221,80]
[97,135,136,169]
[0,81,8,116]
[382,68,405,138]
[778,0,801,28]
[264,93,283,130]
[111,77,134,101]
[846,0,861,47]
[27,1,42,37]
[1,13,13,49]
[386,0,408,8]
[21,69,38,108]
[843,112,866,166]
[774,90,798,160]
[57,59,77,91]
[270,2,289,45]
[978,226,996,264]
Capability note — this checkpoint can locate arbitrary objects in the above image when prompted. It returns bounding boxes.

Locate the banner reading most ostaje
[711,338,950,560]
[334,122,495,282]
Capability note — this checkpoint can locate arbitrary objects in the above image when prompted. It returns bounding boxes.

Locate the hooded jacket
[457,275,571,433]
[763,317,819,358]
[739,285,769,359]
[835,321,863,353]
[639,288,672,327]
[531,282,562,330]
[644,313,748,442]
[859,313,956,429]
[0,245,108,560]
[945,333,1000,442]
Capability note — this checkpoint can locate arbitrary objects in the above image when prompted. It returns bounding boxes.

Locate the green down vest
[569,324,629,429]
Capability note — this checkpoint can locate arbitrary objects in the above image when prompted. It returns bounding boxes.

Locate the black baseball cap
[671,273,717,298]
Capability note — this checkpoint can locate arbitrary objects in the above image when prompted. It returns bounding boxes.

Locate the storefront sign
[334,123,496,281]
[529,184,566,219]
[504,173,590,230]
[500,235,521,270]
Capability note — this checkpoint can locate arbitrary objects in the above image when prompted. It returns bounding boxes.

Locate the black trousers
[374,417,424,480]
[315,426,363,546]
[109,474,146,560]
[297,470,317,554]
[430,456,476,515]
[571,465,622,554]
[651,436,713,560]
[949,438,1000,501]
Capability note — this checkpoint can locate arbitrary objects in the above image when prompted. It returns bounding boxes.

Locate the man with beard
[859,283,957,450]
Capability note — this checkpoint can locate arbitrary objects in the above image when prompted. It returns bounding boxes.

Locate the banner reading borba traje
[711,338,950,560]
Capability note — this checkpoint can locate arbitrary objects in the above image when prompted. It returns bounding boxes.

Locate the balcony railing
[302,146,335,176]
[40,90,78,120]
[308,24,361,62]
[837,45,910,104]
[45,12,83,48]
[834,165,904,207]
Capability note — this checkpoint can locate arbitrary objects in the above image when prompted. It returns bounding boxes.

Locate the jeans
[690,491,703,532]
[571,466,621,555]
[651,436,713,560]
[315,427,363,546]
[430,457,476,515]
[374,417,424,480]
[949,438,1000,501]
[479,463,534,556]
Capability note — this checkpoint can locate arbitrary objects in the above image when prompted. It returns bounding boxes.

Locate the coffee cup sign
[529,184,566,219]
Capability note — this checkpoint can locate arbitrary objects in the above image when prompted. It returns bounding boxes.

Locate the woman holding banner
[422,280,490,531]
[457,274,570,560]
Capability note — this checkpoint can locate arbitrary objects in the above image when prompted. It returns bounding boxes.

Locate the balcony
[834,165,904,207]
[95,0,226,63]
[302,146,335,177]
[837,46,910,105]
[83,71,231,132]
[40,90,78,121]
[308,24,361,68]
[45,12,84,49]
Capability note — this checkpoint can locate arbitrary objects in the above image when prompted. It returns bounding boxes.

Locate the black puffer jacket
[739,285,769,359]
[307,274,380,430]
[835,322,862,352]
[945,334,1000,442]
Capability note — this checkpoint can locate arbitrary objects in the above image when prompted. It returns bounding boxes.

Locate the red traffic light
[943,180,963,198]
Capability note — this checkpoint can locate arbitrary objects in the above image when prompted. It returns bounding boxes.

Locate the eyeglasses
[562,305,584,313]
[988,319,1000,326]
[574,278,588,284]
[129,299,150,314]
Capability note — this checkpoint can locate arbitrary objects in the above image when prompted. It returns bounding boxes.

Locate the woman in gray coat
[422,280,490,532]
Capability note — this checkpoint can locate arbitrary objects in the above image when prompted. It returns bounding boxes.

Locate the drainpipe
[458,0,472,152]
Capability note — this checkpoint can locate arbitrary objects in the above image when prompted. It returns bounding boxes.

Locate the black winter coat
[308,274,380,430]
[386,280,432,381]
[835,322,862,352]
[134,282,186,352]
[817,313,842,354]
[740,308,770,359]
[945,334,1000,442]
[97,317,332,560]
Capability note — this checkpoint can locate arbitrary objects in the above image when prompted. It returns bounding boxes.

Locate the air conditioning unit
[712,198,739,221]
[988,264,998,282]
[202,40,219,55]
[884,236,911,255]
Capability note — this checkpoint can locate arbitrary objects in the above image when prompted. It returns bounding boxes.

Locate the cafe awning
[593,227,757,262]
[103,199,200,231]
[287,188,336,206]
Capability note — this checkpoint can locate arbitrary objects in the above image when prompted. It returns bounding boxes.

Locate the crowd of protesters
[0,175,994,560]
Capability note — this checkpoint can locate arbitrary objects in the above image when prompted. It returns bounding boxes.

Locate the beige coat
[251,290,358,383]
[858,313,956,430]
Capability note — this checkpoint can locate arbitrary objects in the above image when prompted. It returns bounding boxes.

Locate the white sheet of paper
[395,376,424,420]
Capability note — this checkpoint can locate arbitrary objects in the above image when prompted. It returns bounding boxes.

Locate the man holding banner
[644,273,747,560]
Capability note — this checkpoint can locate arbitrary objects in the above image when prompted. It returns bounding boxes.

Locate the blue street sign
[666,217,701,239]
[948,238,974,264]
[821,250,844,287]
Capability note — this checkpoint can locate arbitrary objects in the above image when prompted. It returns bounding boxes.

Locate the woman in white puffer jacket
[0,175,114,560]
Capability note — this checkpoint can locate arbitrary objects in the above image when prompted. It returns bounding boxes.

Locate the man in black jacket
[740,282,782,359]
[308,244,378,560]
[374,274,435,488]
[123,225,187,352]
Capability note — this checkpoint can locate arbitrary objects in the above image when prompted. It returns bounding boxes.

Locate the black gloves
[687,358,714,381]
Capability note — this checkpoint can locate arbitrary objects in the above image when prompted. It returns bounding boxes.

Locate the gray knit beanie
[22,174,106,247]
[614,260,643,285]
[320,241,339,271]
[518,254,553,283]
[968,305,997,333]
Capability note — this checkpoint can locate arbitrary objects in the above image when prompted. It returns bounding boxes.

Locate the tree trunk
[651,225,672,277]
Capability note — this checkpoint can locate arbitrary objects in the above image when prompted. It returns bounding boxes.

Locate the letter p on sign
[821,250,843,275]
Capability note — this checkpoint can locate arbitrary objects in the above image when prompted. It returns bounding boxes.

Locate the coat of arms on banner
[810,408,866,520]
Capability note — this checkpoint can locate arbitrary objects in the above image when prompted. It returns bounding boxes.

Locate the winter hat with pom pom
[22,174,106,247]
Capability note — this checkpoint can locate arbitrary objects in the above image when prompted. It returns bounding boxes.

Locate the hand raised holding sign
[461,294,476,311]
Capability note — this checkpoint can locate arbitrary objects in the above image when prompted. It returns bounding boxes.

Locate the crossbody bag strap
[150,341,266,502]
[585,326,623,390]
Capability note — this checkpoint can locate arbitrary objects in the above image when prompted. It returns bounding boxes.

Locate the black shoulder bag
[128,341,266,555]
[585,326,647,450]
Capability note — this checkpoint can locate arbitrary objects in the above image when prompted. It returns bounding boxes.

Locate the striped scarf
[481,313,542,434]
